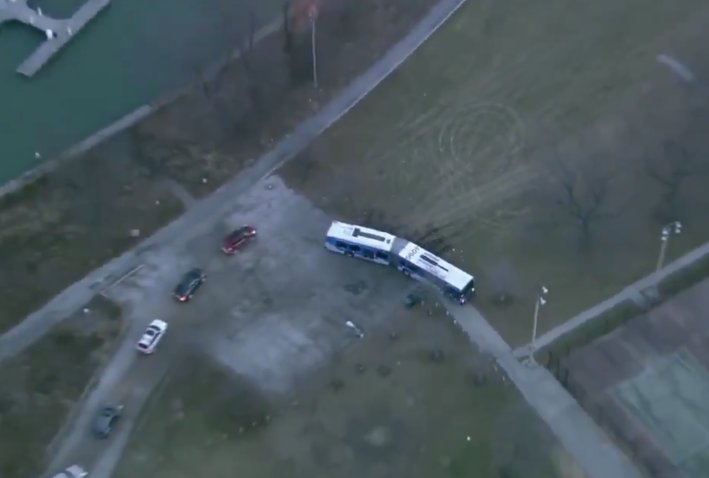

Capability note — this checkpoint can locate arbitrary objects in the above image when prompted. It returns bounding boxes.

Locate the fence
[547,352,684,478]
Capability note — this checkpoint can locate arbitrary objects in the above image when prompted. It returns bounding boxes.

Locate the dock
[0,0,111,78]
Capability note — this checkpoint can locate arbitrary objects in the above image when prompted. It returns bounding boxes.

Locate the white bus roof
[398,242,473,290]
[326,221,397,252]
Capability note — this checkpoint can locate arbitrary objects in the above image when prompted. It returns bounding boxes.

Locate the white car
[136,320,168,354]
[51,465,88,478]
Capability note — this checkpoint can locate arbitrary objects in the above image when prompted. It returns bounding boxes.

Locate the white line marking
[100,264,145,296]
[657,54,695,83]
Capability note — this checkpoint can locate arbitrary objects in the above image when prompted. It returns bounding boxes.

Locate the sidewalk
[0,0,469,364]
[445,305,642,478]
[514,239,709,358]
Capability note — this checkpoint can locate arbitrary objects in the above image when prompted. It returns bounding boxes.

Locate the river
[0,0,283,184]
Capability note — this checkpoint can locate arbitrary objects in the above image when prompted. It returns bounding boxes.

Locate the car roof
[149,319,167,329]
[52,465,87,478]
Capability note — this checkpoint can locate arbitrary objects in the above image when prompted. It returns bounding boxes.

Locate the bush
[539,300,641,367]
[657,254,709,298]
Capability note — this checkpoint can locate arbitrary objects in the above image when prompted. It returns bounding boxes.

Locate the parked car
[50,465,88,478]
[136,319,168,354]
[221,225,257,254]
[172,268,206,302]
[92,404,124,438]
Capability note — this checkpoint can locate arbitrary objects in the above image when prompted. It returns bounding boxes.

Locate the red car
[221,226,257,254]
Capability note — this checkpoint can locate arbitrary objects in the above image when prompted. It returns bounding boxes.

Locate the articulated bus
[325,221,475,304]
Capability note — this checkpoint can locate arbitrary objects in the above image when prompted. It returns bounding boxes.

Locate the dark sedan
[172,268,206,302]
[221,225,257,254]
[92,405,123,438]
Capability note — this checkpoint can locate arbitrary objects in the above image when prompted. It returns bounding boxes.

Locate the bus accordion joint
[324,221,475,304]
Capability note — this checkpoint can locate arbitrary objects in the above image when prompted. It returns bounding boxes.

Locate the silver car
[51,465,88,478]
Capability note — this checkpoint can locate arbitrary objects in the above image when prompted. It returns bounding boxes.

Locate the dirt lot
[0,0,439,334]
[112,301,574,478]
[551,277,709,478]
[0,295,123,478]
[275,0,709,346]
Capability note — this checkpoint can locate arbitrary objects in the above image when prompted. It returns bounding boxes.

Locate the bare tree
[283,1,316,85]
[283,1,294,54]
[239,10,262,114]
[545,152,616,248]
[645,136,708,221]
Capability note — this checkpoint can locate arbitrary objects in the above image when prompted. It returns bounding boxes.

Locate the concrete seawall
[0,12,287,200]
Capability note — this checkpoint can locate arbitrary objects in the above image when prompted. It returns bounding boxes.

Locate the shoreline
[0,12,287,200]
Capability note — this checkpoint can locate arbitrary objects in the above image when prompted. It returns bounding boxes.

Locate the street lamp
[656,221,682,274]
[529,285,548,363]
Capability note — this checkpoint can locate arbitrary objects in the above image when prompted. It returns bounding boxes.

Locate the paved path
[514,240,709,358]
[445,305,642,478]
[0,0,469,365]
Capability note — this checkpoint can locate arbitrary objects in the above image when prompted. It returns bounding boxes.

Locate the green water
[0,0,284,184]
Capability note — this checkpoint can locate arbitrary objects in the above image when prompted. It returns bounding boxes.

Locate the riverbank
[0,0,443,333]
[0,0,285,184]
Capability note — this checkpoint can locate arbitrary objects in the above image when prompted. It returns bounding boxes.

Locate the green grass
[277,0,709,346]
[0,150,184,335]
[0,295,123,478]
[114,302,564,478]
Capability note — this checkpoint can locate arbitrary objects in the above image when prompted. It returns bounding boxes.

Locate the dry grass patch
[0,295,123,478]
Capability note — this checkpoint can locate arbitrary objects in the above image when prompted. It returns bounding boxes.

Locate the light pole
[529,285,548,363]
[656,221,682,274]
[309,6,318,88]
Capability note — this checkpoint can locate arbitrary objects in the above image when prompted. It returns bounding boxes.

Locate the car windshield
[227,228,248,241]
[175,270,200,294]
[146,326,158,336]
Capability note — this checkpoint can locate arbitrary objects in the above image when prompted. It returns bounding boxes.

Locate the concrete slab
[614,348,709,475]
[49,177,413,478]
[0,0,111,77]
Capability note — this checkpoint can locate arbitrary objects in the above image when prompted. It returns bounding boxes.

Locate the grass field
[0,141,183,334]
[277,0,709,346]
[113,301,576,478]
[0,295,123,478]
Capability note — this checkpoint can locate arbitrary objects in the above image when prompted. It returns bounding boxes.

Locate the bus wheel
[346,251,354,257]
[402,269,411,277]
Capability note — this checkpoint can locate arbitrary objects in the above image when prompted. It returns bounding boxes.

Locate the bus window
[335,241,347,249]
[350,245,361,252]
[363,249,374,259]
[375,251,388,260]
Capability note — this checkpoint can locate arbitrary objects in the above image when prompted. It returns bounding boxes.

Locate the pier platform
[0,0,111,77]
